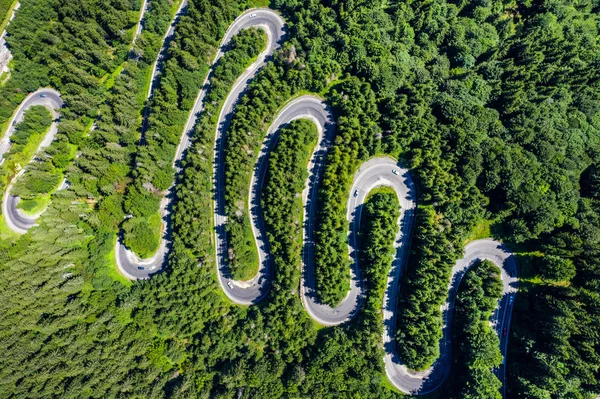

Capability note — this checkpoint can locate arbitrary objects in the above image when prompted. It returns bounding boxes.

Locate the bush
[122,213,162,259]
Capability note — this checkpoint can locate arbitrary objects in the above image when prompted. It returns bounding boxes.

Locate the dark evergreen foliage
[0,0,599,397]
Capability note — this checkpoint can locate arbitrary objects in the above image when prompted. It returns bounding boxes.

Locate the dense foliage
[312,78,381,306]
[261,118,316,275]
[451,260,504,398]
[0,0,599,397]
[122,10,266,259]
[357,189,400,324]
[2,105,57,216]
[1,105,52,175]
[0,0,15,29]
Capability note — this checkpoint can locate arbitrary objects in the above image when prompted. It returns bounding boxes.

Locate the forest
[451,260,504,398]
[0,0,599,398]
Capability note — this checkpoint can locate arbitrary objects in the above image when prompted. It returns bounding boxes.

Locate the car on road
[40,94,47,98]
[137,266,144,270]
[392,169,399,175]
[503,327,507,337]
[353,190,359,197]
[249,13,257,18]
[227,281,234,289]
[509,296,514,305]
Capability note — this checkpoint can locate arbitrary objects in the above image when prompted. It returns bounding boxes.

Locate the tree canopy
[0,0,599,398]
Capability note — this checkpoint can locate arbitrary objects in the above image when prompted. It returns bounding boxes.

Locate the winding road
[114,0,189,280]
[384,236,518,394]
[115,8,286,279]
[205,11,518,395]
[217,95,334,304]
[1,0,155,234]
[114,6,519,396]
[1,88,63,234]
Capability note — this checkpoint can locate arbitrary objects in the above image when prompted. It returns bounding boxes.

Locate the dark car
[503,327,507,337]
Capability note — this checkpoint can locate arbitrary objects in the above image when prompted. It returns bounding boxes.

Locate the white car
[249,13,257,18]
[227,281,234,289]
[392,169,399,175]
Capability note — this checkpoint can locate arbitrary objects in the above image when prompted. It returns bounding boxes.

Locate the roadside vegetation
[357,189,399,322]
[0,105,58,219]
[122,20,267,260]
[262,118,316,287]
[312,77,381,306]
[0,0,599,398]
[1,105,52,179]
[451,260,503,398]
[0,0,16,32]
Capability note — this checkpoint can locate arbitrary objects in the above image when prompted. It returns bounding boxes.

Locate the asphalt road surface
[116,8,285,280]
[130,0,149,52]
[115,0,189,281]
[216,95,334,304]
[384,237,518,395]
[0,2,20,76]
[1,88,63,234]
[112,7,520,396]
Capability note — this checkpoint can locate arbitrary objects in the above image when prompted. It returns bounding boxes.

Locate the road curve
[384,236,518,394]
[217,95,334,304]
[113,0,195,280]
[1,88,63,234]
[224,132,517,395]
[116,5,520,395]
[116,8,285,280]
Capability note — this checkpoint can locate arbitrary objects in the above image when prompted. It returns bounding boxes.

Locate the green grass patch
[170,0,183,14]
[379,372,405,395]
[365,186,396,202]
[17,193,51,216]
[0,70,8,85]
[0,214,19,242]
[106,241,134,287]
[463,218,493,244]
[1,107,53,189]
[246,0,270,8]
[103,62,126,90]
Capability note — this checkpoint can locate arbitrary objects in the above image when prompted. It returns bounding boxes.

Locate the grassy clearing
[0,214,19,243]
[463,218,493,244]
[102,62,126,90]
[17,192,51,216]
[1,112,52,190]
[170,0,183,14]
[106,242,133,287]
[247,0,270,8]
[365,186,396,202]
[0,70,8,85]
